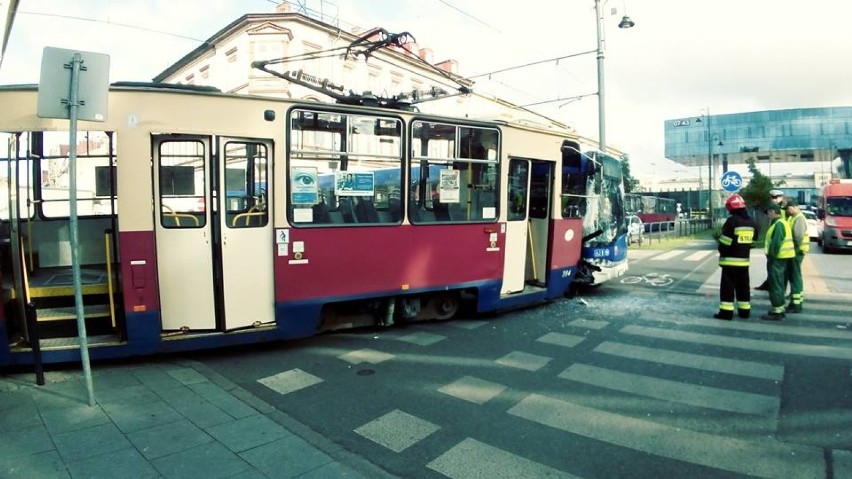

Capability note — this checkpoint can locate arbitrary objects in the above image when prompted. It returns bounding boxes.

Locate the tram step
[35,304,111,322]
[28,282,110,298]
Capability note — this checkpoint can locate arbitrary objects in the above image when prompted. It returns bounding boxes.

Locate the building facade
[663,107,852,208]
[150,2,582,136]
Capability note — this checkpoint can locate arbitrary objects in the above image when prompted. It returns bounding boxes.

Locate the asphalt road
[189,240,852,478]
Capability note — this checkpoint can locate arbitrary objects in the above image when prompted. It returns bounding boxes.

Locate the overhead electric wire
[468,49,597,79]
[435,0,502,33]
[17,10,205,42]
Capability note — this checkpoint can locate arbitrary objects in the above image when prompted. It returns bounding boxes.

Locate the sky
[3,0,852,176]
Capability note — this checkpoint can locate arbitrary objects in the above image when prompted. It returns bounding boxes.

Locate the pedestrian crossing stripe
[558,363,778,416]
[649,250,682,261]
[593,341,783,380]
[508,393,825,478]
[622,324,852,360]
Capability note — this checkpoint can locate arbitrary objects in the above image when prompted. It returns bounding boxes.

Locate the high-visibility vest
[765,219,795,259]
[786,212,810,253]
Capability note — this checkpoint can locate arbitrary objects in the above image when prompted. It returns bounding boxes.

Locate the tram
[625,193,677,229]
[0,83,600,367]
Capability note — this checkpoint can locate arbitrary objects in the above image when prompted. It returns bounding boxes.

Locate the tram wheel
[431,293,460,320]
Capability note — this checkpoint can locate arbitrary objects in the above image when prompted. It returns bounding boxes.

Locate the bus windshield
[583,152,625,246]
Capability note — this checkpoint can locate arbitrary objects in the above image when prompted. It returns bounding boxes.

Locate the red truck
[819,179,852,253]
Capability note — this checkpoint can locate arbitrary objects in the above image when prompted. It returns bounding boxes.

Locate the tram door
[502,158,530,294]
[502,158,553,294]
[153,135,273,331]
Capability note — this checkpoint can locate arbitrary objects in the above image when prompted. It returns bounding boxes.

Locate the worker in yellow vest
[784,199,809,313]
[755,189,786,291]
[761,203,795,321]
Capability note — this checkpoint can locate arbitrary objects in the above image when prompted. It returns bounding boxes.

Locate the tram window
[1,132,36,221]
[507,159,529,221]
[410,121,499,224]
[223,141,268,228]
[288,108,403,226]
[40,131,117,218]
[159,140,206,228]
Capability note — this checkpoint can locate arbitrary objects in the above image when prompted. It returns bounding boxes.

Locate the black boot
[713,311,733,320]
[754,281,769,291]
[785,304,802,313]
[737,309,750,319]
[760,311,785,321]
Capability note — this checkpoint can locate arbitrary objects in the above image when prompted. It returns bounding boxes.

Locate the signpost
[37,47,110,407]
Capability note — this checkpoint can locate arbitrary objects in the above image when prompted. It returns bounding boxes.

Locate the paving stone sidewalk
[0,358,389,479]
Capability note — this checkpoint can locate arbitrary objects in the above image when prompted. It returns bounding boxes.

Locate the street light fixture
[595,0,634,154]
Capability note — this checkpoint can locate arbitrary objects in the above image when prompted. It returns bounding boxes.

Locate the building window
[226,47,238,63]
[185,73,195,85]
[200,65,210,80]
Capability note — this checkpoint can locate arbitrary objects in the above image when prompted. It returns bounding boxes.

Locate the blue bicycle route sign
[721,171,743,192]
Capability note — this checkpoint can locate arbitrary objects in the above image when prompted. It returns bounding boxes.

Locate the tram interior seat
[355,198,380,223]
[407,200,421,223]
[448,203,466,221]
[338,198,357,223]
[433,202,450,221]
[388,198,402,222]
[312,201,331,223]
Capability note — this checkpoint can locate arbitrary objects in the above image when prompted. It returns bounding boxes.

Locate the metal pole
[706,109,713,222]
[67,53,96,407]
[595,0,606,153]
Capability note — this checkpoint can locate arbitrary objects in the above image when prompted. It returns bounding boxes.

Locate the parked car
[800,209,823,242]
[626,215,644,244]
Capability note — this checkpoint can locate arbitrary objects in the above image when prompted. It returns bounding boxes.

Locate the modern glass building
[663,107,852,208]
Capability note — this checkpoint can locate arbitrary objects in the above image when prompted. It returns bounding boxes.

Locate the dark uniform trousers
[719,266,750,318]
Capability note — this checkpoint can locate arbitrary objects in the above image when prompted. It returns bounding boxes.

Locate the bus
[625,193,677,230]
[0,83,599,367]
[563,151,628,286]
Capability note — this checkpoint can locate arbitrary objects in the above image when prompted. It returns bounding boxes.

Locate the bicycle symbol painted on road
[620,272,674,287]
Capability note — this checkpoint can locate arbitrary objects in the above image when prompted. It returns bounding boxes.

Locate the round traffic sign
[720,171,743,192]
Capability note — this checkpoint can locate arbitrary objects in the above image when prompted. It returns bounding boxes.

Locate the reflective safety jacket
[718,210,756,267]
[765,218,795,259]
[786,211,810,254]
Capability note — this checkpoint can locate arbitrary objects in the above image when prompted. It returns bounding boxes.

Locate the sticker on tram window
[439,169,461,203]
[335,171,374,197]
[291,166,319,204]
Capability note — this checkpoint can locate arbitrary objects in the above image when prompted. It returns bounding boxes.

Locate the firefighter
[761,203,794,321]
[755,189,786,291]
[714,194,756,320]
[784,199,809,313]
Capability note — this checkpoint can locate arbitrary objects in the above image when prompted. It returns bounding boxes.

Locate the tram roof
[0,81,622,153]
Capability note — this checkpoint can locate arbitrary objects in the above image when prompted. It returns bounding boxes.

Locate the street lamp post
[595,0,634,153]
[696,108,716,222]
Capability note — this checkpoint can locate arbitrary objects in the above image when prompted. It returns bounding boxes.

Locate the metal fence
[641,219,713,245]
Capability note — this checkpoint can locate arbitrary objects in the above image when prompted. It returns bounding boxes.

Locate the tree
[738,157,785,211]
[620,154,639,193]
